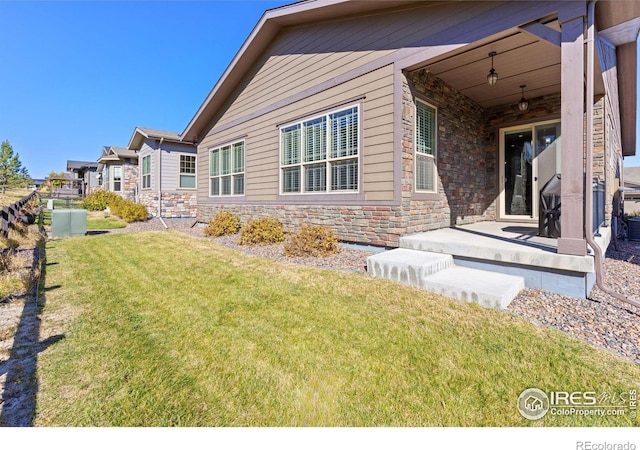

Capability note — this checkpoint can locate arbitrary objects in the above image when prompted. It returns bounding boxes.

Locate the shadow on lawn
[0,240,65,426]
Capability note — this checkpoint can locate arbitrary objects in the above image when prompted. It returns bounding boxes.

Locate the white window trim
[414,99,438,193]
[208,139,245,197]
[279,104,360,195]
[141,155,152,190]
[178,153,197,190]
[111,165,123,192]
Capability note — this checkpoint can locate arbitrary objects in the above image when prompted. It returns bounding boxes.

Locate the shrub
[80,190,147,223]
[204,211,241,237]
[238,217,285,246]
[116,202,148,223]
[81,190,122,211]
[283,224,341,257]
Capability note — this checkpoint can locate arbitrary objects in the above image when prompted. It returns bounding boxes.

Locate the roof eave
[181,0,411,143]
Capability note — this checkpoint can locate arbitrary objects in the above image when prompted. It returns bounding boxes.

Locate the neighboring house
[181,0,637,260]
[97,146,138,201]
[66,160,99,197]
[127,127,198,218]
[623,166,640,215]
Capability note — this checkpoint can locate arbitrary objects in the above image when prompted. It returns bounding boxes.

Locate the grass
[34,231,640,426]
[0,188,33,208]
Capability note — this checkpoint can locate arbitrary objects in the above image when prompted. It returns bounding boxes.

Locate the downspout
[584,0,640,309]
[157,137,168,229]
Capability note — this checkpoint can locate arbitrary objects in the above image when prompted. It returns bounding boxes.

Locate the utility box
[51,209,87,238]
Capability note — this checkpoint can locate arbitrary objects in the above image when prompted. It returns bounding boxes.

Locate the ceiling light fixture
[487,51,498,86]
[518,84,529,111]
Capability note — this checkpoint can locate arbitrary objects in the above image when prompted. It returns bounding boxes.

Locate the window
[415,100,437,192]
[179,154,196,189]
[280,105,359,194]
[142,155,151,189]
[112,166,122,192]
[209,141,244,196]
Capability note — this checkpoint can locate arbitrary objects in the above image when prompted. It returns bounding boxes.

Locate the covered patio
[402,0,639,258]
[399,222,612,299]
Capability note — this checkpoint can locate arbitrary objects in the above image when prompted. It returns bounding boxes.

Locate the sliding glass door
[499,121,561,220]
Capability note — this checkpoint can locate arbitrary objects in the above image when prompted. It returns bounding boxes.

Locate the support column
[558,15,588,256]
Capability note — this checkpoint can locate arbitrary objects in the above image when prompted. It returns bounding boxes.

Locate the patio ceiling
[408,19,604,110]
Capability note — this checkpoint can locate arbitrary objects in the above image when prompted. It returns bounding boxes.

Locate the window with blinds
[210,140,245,196]
[141,155,151,189]
[415,100,437,192]
[280,105,359,194]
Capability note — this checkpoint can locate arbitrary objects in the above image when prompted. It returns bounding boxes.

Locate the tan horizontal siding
[198,64,395,204]
[220,1,499,127]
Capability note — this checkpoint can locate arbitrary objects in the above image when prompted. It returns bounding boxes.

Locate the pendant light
[487,51,498,86]
[518,84,529,111]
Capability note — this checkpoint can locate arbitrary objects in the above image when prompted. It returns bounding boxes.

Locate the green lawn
[34,231,640,426]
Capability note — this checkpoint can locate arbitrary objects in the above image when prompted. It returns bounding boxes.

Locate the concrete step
[367,248,524,309]
[367,248,454,286]
[422,266,525,310]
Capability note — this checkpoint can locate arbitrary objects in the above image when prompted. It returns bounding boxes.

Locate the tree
[0,140,30,192]
[45,171,67,189]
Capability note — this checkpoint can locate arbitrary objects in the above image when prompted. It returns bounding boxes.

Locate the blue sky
[0,0,289,179]
[1,1,639,179]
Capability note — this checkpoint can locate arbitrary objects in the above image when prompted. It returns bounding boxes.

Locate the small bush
[81,190,122,211]
[80,190,147,223]
[112,201,148,223]
[238,217,285,246]
[204,211,241,237]
[283,224,341,257]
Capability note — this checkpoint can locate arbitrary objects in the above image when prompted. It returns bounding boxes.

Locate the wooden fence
[1,191,39,239]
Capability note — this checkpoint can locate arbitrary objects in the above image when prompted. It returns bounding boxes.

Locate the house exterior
[182,0,638,259]
[623,166,640,215]
[97,146,138,201]
[127,127,198,218]
[66,160,99,197]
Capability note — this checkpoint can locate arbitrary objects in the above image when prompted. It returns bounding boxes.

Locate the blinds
[210,149,219,176]
[282,167,300,193]
[305,163,326,192]
[233,142,244,173]
[330,107,358,159]
[304,117,326,162]
[416,102,435,156]
[280,105,359,193]
[331,159,358,191]
[221,146,231,175]
[281,125,300,165]
[210,141,244,196]
[416,153,435,192]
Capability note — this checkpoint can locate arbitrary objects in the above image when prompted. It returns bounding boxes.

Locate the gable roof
[181,0,639,157]
[181,0,405,142]
[98,146,138,163]
[66,160,99,171]
[127,126,185,151]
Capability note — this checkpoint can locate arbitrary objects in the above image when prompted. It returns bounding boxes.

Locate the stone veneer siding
[121,161,138,201]
[139,191,198,218]
[199,72,497,247]
[198,73,612,247]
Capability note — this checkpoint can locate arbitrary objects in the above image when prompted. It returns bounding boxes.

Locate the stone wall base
[140,191,197,218]
[198,203,491,248]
